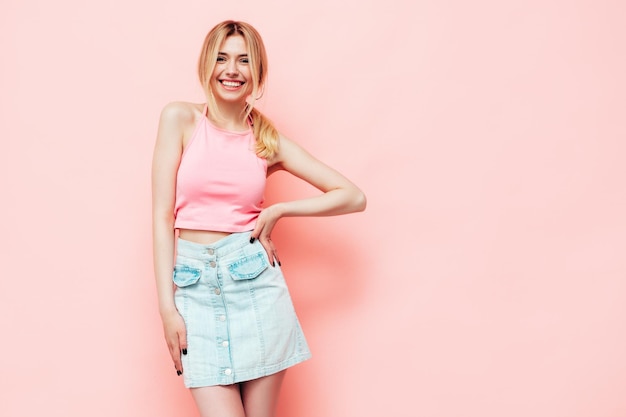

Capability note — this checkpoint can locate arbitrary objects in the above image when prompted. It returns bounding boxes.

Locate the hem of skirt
[183,352,312,388]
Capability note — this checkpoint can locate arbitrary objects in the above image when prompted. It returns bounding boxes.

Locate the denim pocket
[173,265,202,287]
[228,252,269,280]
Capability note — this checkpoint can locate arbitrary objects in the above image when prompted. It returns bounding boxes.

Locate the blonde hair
[198,20,279,159]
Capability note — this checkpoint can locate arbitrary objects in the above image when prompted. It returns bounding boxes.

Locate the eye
[216,56,226,63]
[240,57,249,64]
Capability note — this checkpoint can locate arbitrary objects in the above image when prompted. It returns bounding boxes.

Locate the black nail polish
[278,261,282,266]
[182,348,187,355]
[177,370,182,376]
[272,261,275,267]
[249,237,255,243]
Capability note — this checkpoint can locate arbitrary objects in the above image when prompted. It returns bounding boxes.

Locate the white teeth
[222,81,242,87]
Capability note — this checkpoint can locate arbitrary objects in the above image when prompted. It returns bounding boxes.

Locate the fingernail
[249,237,255,243]
[272,261,275,267]
[177,370,182,376]
[182,348,187,355]
[278,261,282,266]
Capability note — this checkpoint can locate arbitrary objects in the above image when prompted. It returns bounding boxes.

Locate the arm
[151,102,192,375]
[251,134,367,262]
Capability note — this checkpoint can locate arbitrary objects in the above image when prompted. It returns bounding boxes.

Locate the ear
[255,84,265,100]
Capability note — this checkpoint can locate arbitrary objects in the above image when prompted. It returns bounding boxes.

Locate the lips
[220,80,244,88]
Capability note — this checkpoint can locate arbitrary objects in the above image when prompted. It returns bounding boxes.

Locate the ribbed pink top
[174,105,267,232]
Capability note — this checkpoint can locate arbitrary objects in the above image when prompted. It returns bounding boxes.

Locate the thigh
[191,384,246,417]
[240,371,287,417]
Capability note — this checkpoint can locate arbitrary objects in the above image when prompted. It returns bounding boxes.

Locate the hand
[250,204,283,266]
[161,310,187,376]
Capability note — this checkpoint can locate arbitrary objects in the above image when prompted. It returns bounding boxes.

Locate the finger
[273,249,282,267]
[250,222,263,243]
[168,343,183,376]
[179,328,188,356]
[263,236,281,266]
[259,238,276,267]
[173,358,183,376]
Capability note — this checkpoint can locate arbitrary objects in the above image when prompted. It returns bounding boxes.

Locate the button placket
[209,251,233,383]
[207,248,222,297]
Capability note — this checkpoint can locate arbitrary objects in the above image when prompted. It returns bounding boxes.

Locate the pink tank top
[174,104,267,232]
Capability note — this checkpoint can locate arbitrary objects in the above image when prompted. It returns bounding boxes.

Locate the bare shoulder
[272,133,305,161]
[268,132,324,174]
[268,132,363,196]
[267,133,301,171]
[159,101,202,127]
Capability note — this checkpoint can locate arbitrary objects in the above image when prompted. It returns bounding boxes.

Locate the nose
[226,60,239,75]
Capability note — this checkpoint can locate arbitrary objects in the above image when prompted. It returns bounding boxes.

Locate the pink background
[1,0,625,416]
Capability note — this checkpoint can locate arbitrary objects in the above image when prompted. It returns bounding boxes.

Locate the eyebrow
[217,52,249,57]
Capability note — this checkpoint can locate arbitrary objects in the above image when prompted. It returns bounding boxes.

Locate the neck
[210,98,249,131]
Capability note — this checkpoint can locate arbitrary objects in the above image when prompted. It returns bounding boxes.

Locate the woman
[152,20,366,417]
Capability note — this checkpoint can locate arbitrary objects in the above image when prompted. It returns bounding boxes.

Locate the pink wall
[1,0,625,416]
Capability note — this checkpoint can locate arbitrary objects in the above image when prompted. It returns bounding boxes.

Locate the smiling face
[198,21,269,121]
[211,35,252,106]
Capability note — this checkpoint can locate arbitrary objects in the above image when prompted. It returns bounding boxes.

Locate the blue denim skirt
[173,231,311,388]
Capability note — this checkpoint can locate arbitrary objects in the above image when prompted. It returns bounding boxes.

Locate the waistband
[176,231,253,260]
